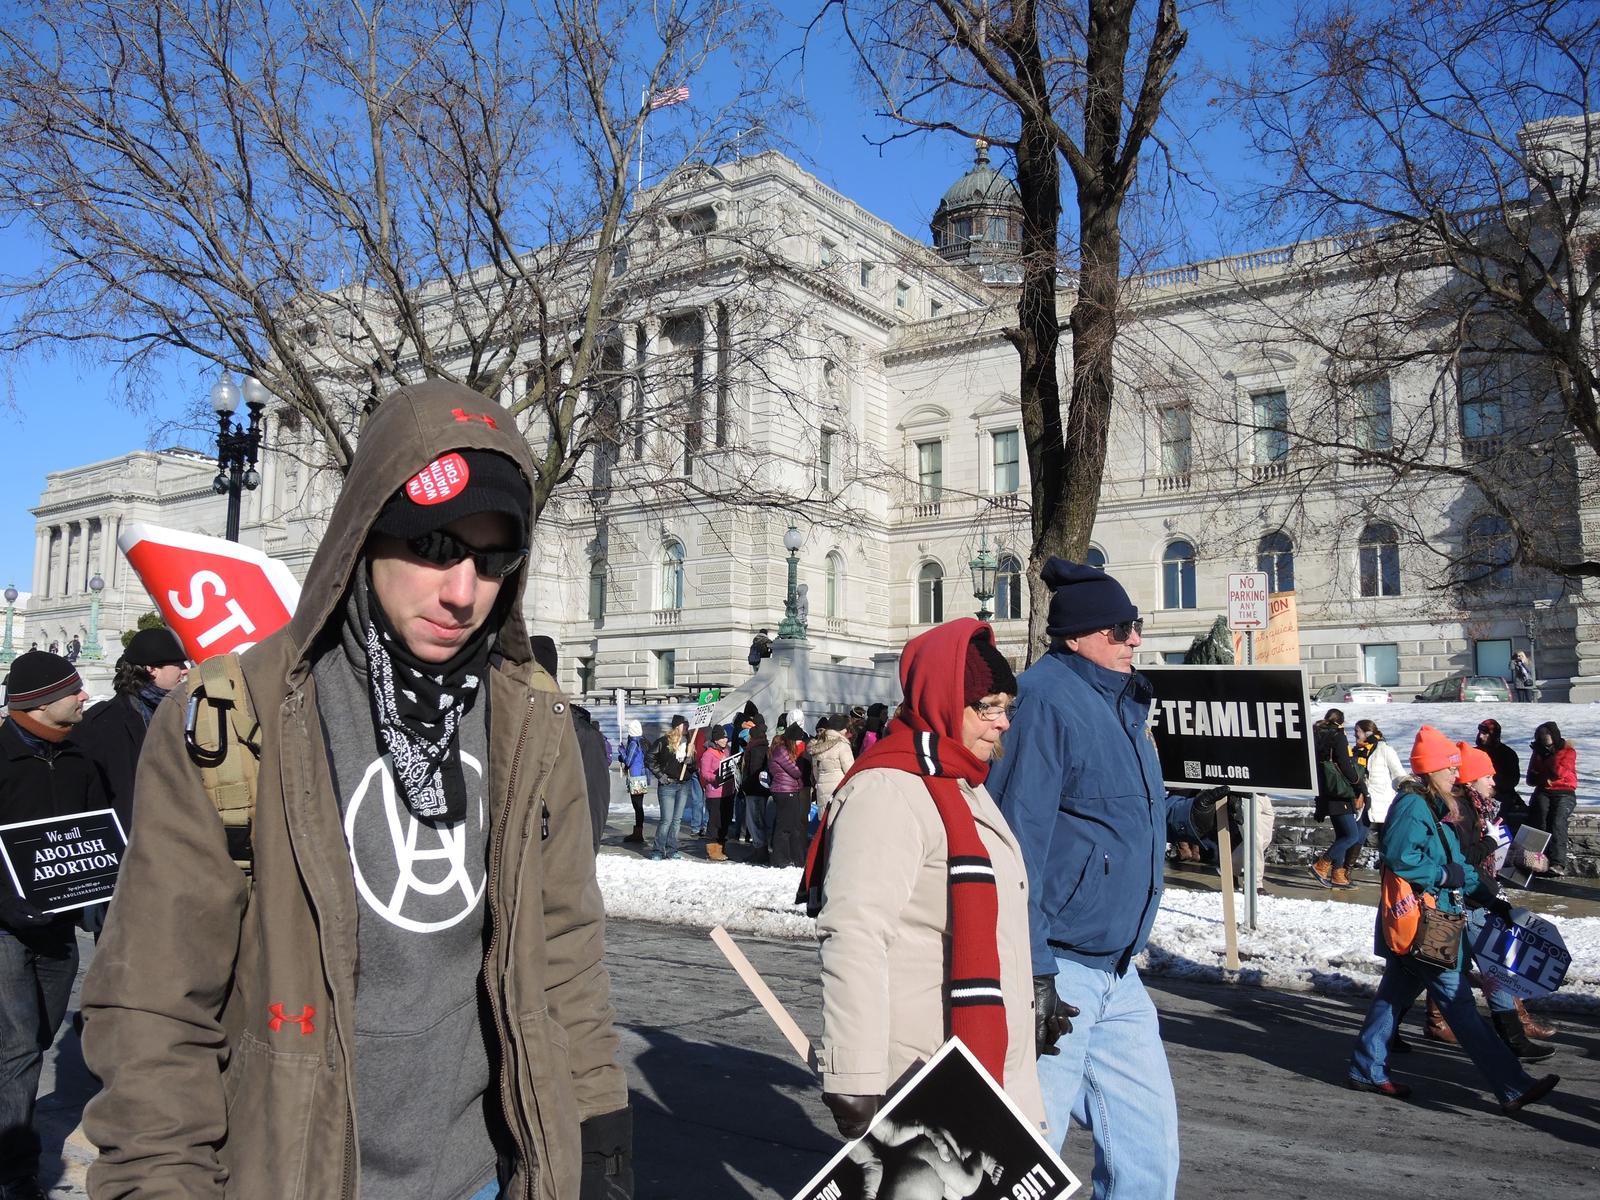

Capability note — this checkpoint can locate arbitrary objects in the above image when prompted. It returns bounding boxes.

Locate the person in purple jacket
[766,726,809,867]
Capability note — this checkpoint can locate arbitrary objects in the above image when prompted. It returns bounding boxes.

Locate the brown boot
[706,841,726,861]
[1331,867,1354,889]
[1516,999,1557,1041]
[1308,858,1333,887]
[1425,997,1457,1044]
[623,822,645,845]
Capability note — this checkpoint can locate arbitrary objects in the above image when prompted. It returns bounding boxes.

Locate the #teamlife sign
[0,809,130,913]
[1141,666,1317,795]
[792,1038,1079,1200]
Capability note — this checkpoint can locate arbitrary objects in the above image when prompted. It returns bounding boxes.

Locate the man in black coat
[530,637,612,852]
[0,651,106,1200]
[78,627,189,834]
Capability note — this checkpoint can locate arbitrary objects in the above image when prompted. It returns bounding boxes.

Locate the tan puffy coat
[81,383,627,1199]
[809,728,855,808]
[815,766,1044,1126]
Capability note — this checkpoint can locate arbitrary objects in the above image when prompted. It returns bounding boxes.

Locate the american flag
[649,85,690,110]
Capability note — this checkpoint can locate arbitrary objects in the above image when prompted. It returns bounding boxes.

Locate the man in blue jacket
[988,559,1226,1199]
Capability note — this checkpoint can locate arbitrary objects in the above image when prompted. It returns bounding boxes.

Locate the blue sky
[0,3,1275,593]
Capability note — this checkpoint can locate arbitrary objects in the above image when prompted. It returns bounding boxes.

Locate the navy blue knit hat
[1043,557,1138,638]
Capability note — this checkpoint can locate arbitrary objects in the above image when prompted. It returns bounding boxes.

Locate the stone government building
[27,126,1599,701]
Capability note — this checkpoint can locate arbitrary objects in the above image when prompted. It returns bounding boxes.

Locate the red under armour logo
[268,1003,316,1035]
[451,407,498,429]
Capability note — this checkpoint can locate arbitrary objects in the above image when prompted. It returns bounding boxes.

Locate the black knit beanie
[4,651,83,711]
[372,448,530,547]
[1042,556,1138,638]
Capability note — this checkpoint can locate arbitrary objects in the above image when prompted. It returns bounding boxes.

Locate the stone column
[31,528,46,597]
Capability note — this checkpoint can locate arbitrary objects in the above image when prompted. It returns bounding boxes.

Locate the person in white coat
[1352,720,1405,825]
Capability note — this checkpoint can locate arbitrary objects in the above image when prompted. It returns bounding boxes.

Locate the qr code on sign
[1183,760,1202,780]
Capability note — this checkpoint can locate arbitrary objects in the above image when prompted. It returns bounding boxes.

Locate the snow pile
[596,855,1600,1011]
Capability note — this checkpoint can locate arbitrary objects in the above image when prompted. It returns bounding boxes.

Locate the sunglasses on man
[1100,617,1143,643]
[406,529,528,579]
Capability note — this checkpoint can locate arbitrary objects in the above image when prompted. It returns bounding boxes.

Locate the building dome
[930,140,1023,272]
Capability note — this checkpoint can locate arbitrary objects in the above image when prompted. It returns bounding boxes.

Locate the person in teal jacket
[987,559,1227,1200]
[1347,725,1558,1115]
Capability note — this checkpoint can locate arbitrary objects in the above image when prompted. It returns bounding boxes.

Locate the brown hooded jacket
[81,381,627,1199]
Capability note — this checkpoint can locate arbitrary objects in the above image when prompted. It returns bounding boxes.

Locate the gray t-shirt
[313,591,498,1200]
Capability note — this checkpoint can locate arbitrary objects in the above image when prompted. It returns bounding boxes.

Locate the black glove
[1482,894,1515,924]
[579,1107,633,1200]
[1033,975,1079,1058]
[822,1092,882,1140]
[0,893,53,932]
[1440,862,1467,890]
[1188,786,1231,837]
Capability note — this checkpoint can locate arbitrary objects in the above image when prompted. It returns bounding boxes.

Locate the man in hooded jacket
[82,381,631,1200]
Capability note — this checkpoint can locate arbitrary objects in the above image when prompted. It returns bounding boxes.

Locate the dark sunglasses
[1103,618,1144,644]
[406,529,527,578]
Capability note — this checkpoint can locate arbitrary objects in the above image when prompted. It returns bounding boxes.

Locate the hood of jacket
[899,617,994,742]
[282,380,537,686]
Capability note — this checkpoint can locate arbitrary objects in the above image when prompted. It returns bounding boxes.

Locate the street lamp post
[778,525,807,640]
[85,574,105,660]
[969,533,998,622]
[211,374,269,542]
[1,584,17,665]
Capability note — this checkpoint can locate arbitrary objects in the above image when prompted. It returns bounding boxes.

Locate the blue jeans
[748,795,776,854]
[655,782,690,856]
[1040,959,1178,1200]
[1,929,79,1184]
[683,775,707,833]
[1350,954,1535,1102]
[1328,811,1365,866]
[465,1178,502,1200]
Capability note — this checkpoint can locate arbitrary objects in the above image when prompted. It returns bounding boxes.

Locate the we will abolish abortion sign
[1141,666,1317,796]
[0,809,129,913]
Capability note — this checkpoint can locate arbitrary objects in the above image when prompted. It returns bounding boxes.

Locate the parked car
[1413,674,1511,703]
[1313,681,1393,704]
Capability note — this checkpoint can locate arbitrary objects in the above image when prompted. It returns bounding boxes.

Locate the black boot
[1492,1009,1555,1062]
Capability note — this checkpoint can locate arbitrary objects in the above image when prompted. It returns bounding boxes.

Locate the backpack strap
[183,652,263,877]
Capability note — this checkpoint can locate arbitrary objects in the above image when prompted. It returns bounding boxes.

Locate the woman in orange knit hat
[1347,726,1558,1114]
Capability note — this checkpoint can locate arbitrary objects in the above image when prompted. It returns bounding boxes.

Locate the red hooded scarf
[800,618,1009,1087]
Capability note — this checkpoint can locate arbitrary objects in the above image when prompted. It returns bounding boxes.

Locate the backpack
[747,640,764,668]
[183,652,263,878]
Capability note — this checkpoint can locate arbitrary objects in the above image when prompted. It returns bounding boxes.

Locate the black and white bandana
[363,598,489,822]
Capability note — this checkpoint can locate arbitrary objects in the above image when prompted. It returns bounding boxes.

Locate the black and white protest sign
[792,1038,1079,1200]
[0,808,129,913]
[1468,907,1570,1000]
[1141,666,1316,795]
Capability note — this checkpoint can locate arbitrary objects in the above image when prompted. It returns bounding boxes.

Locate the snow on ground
[596,853,1600,1012]
[1336,701,1600,802]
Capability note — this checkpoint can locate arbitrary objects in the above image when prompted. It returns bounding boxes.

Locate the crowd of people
[0,381,1582,1200]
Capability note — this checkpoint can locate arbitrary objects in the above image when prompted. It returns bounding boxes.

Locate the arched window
[588,559,607,623]
[659,540,685,610]
[1086,546,1107,570]
[1463,515,1513,589]
[1256,531,1295,593]
[917,562,944,625]
[1162,540,1196,610]
[825,551,844,618]
[994,555,1023,620]
[1358,523,1401,597]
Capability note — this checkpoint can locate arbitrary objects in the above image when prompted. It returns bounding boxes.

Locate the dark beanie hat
[124,627,187,667]
[964,632,1018,705]
[5,650,83,711]
[1042,556,1138,638]
[371,448,530,547]
[529,634,558,678]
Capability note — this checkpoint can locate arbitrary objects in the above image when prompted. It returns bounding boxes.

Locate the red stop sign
[118,523,301,663]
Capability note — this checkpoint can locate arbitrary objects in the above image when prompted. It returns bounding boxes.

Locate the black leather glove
[1440,862,1467,890]
[579,1107,633,1199]
[1483,894,1515,924]
[1188,786,1231,837]
[0,893,52,932]
[822,1092,882,1140]
[1033,975,1079,1057]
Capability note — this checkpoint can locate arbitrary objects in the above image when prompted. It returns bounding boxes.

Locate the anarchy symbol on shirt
[344,751,486,933]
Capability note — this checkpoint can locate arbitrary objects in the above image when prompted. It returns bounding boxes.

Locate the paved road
[37,918,1600,1197]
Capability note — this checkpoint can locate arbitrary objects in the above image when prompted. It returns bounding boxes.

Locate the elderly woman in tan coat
[808,618,1049,1140]
[810,713,857,812]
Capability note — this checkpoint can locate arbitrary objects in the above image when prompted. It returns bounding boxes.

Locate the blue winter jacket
[618,736,649,779]
[988,650,1208,975]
